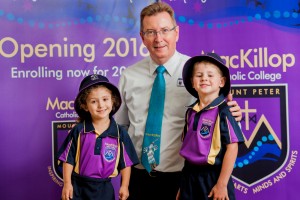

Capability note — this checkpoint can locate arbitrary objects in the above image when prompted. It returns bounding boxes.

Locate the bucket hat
[182,52,230,98]
[74,74,121,119]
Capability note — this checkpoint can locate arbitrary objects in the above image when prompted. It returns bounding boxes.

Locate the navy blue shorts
[179,162,235,200]
[71,173,114,200]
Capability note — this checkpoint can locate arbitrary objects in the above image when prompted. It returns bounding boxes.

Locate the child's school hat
[182,52,230,98]
[74,74,121,118]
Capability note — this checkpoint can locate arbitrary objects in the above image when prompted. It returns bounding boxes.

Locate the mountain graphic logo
[231,84,288,187]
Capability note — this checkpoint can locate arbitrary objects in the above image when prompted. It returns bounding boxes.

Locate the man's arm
[227,93,242,122]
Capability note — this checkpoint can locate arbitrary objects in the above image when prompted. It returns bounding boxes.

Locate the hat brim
[182,55,230,98]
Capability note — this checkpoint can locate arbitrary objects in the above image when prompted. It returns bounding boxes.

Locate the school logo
[104,143,117,162]
[51,120,76,180]
[177,78,184,87]
[231,84,288,187]
[199,118,213,137]
[200,124,210,136]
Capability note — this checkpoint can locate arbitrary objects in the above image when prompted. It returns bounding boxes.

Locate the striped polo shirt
[57,118,139,178]
[180,95,244,166]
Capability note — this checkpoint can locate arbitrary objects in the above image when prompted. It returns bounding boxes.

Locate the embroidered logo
[90,74,99,81]
[104,143,117,162]
[200,119,213,137]
[200,124,210,136]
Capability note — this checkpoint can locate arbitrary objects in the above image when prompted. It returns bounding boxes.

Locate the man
[115,2,242,200]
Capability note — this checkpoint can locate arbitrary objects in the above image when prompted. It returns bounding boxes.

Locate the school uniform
[179,95,244,200]
[57,118,139,200]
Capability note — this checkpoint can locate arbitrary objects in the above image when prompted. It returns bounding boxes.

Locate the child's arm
[61,162,74,200]
[119,166,131,200]
[208,143,238,200]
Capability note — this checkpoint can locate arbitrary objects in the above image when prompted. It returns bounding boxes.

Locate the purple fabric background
[1,1,299,199]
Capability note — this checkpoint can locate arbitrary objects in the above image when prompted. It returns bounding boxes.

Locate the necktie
[141,65,166,173]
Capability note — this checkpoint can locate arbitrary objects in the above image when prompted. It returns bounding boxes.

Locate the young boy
[177,53,244,200]
[57,74,139,200]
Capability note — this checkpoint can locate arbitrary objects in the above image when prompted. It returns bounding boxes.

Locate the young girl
[177,53,244,200]
[57,74,139,200]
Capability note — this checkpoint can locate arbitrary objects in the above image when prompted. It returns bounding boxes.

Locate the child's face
[83,86,113,121]
[191,61,225,99]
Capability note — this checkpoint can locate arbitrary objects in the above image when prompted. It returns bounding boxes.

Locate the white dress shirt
[115,51,196,172]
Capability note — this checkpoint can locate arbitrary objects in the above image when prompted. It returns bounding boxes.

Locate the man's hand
[227,93,242,122]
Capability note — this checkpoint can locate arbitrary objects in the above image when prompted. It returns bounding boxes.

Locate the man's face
[140,12,179,65]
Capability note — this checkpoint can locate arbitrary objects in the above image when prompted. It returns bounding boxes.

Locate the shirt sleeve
[117,125,139,170]
[114,74,130,130]
[220,106,245,145]
[181,108,192,142]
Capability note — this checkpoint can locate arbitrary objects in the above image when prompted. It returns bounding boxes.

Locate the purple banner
[1,0,299,199]
[0,1,148,199]
[169,0,299,199]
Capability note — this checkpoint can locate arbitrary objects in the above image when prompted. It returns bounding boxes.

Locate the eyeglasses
[142,26,177,38]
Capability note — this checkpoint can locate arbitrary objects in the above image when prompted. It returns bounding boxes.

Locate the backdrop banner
[1,0,299,199]
[169,1,299,199]
[0,1,149,199]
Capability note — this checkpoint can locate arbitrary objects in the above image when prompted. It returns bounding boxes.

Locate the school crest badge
[51,121,76,180]
[231,84,288,187]
[104,144,117,162]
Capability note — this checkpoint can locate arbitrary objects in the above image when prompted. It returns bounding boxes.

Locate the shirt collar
[188,94,226,112]
[83,117,119,138]
[149,51,180,77]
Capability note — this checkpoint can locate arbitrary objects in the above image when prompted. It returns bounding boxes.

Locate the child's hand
[119,185,129,200]
[208,183,229,200]
[61,183,73,200]
[176,189,180,200]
